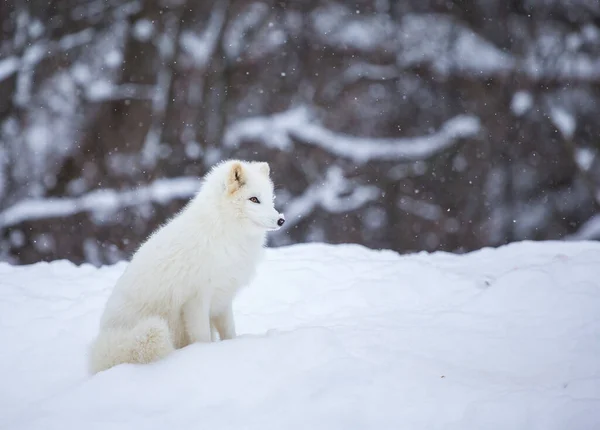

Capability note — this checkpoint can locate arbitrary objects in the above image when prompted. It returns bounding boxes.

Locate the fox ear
[256,162,270,177]
[227,162,245,194]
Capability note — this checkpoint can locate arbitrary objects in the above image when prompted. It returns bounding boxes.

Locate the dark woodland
[1,0,599,265]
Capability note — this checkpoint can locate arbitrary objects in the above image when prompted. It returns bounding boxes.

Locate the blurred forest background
[1,0,599,266]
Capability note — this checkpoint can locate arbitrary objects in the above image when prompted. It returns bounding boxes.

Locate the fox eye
[249,197,260,204]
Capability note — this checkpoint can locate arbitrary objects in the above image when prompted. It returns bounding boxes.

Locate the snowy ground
[1,241,599,430]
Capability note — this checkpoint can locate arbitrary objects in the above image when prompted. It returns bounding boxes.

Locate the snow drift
[1,241,599,429]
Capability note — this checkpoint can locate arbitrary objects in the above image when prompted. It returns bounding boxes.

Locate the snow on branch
[85,82,155,102]
[0,177,201,229]
[549,106,576,140]
[225,107,481,164]
[15,29,95,106]
[343,62,399,84]
[399,14,600,83]
[282,166,380,229]
[310,3,397,53]
[566,214,600,241]
[0,57,19,83]
[323,62,399,99]
[224,2,269,61]
[179,1,228,69]
[399,14,515,78]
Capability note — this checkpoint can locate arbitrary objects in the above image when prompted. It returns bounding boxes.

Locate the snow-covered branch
[323,62,399,99]
[343,63,399,84]
[14,29,95,106]
[179,1,229,69]
[282,166,380,229]
[225,107,481,163]
[309,3,397,54]
[566,214,600,241]
[399,14,600,83]
[85,82,155,102]
[0,177,200,229]
[399,14,516,78]
[0,57,19,83]
[547,103,600,206]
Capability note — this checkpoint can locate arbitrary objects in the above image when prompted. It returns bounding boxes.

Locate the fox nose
[277,218,285,227]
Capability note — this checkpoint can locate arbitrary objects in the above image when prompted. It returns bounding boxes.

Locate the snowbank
[1,241,599,429]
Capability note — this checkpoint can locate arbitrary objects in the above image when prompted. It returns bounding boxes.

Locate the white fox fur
[88,159,284,374]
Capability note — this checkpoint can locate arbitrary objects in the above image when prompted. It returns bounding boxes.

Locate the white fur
[88,160,284,374]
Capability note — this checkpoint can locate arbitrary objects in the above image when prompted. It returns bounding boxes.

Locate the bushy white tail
[88,317,174,374]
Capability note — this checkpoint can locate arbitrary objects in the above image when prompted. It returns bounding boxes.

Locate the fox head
[210,159,285,232]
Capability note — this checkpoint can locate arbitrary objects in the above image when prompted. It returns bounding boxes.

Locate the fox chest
[202,245,263,296]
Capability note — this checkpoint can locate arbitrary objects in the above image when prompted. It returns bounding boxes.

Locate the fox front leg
[212,304,236,341]
[183,297,212,343]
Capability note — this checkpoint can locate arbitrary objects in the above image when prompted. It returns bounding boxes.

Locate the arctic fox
[88,159,285,374]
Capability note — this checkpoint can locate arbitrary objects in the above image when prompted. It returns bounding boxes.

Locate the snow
[567,215,600,241]
[396,14,600,83]
[511,91,533,116]
[14,43,46,106]
[133,19,153,42]
[224,2,269,61]
[524,23,600,82]
[310,4,396,53]
[58,29,94,51]
[343,62,398,84]
[398,195,443,221]
[86,82,154,102]
[180,2,228,69]
[323,62,399,99]
[104,50,123,68]
[295,113,480,163]
[86,80,113,100]
[453,26,516,75]
[1,241,600,429]
[27,19,44,39]
[114,1,143,20]
[582,24,600,42]
[281,166,379,229]
[14,70,81,194]
[399,14,515,77]
[0,147,6,201]
[184,141,203,159]
[225,107,481,164]
[0,57,19,82]
[0,177,201,229]
[575,147,596,171]
[549,106,576,139]
[180,31,210,67]
[553,54,600,81]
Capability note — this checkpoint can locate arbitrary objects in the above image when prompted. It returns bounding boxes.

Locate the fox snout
[277,214,285,227]
[269,212,285,230]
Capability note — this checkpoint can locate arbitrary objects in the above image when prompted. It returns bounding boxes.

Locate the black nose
[277,218,285,226]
